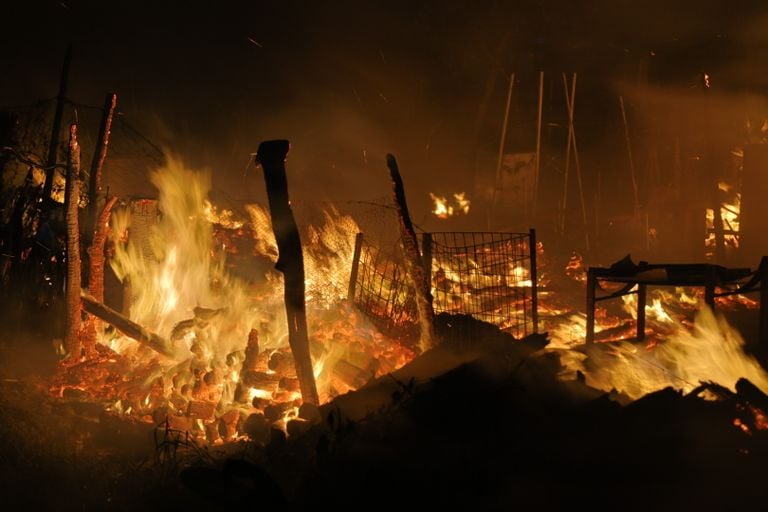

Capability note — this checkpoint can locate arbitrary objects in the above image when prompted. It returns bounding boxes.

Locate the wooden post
[421,232,433,293]
[492,72,515,213]
[255,140,319,406]
[64,123,82,362]
[82,195,118,354]
[347,232,364,302]
[43,44,72,203]
[87,93,117,237]
[386,154,436,353]
[529,228,538,334]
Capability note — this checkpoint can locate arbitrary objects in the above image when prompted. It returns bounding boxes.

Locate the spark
[247,37,263,48]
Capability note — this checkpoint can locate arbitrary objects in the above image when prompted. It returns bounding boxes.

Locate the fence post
[586,267,596,344]
[347,232,364,302]
[421,232,433,306]
[529,228,538,333]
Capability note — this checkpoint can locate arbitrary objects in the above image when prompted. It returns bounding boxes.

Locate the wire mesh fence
[348,235,419,344]
[349,230,538,343]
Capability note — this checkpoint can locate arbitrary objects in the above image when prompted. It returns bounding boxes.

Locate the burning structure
[3,1,768,508]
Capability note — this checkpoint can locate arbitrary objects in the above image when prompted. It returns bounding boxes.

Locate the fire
[51,156,413,443]
[48,157,765,446]
[429,192,470,219]
[559,301,768,401]
[705,181,741,255]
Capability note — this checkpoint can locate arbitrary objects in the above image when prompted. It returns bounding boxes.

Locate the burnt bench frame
[585,257,768,345]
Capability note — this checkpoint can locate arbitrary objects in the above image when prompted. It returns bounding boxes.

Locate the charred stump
[64,124,82,362]
[254,140,319,406]
[386,154,436,353]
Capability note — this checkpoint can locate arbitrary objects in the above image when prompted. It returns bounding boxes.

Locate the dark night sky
[2,0,768,227]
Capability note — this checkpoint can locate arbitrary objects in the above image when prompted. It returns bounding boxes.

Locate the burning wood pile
[5,124,768,507]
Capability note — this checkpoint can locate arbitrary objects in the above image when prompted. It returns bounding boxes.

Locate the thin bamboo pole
[493,73,515,213]
[619,95,640,217]
[560,73,573,234]
[563,73,589,252]
[533,71,544,220]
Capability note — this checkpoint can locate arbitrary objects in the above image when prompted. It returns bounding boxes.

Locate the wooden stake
[386,154,436,353]
[255,140,320,406]
[64,123,82,362]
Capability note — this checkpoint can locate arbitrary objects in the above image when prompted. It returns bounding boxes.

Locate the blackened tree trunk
[255,140,319,406]
[64,123,82,362]
[386,154,436,353]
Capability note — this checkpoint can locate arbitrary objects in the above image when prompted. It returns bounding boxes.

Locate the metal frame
[585,257,768,345]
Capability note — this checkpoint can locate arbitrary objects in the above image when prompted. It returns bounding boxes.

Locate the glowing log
[241,371,281,392]
[254,139,319,405]
[243,329,260,372]
[80,292,175,357]
[82,195,118,355]
[186,400,216,420]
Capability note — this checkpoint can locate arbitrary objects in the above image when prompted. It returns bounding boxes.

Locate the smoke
[3,1,768,241]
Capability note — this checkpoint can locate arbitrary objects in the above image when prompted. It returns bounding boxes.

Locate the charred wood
[386,153,436,353]
[255,139,319,405]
